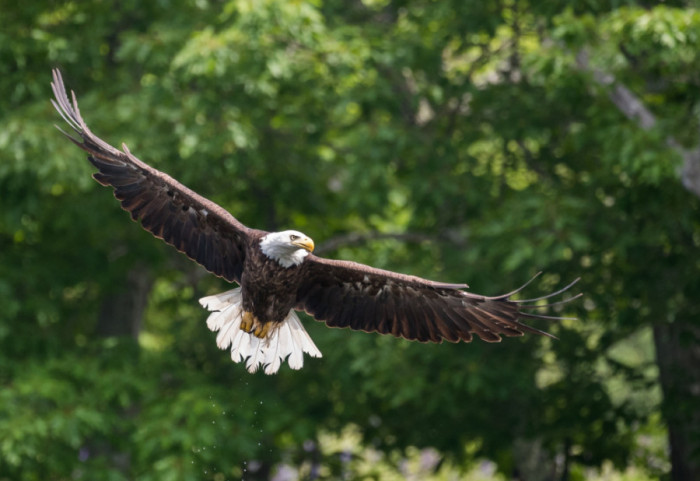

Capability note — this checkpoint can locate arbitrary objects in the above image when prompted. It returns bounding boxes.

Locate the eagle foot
[241,311,255,333]
[241,311,270,339]
[253,322,271,339]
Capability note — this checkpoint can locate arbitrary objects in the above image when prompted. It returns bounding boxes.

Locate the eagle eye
[289,234,299,241]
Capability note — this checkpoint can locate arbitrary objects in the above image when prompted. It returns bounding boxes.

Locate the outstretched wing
[296,256,580,343]
[51,69,258,283]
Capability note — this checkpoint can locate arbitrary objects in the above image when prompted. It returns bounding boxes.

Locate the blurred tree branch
[576,49,700,200]
[315,230,467,255]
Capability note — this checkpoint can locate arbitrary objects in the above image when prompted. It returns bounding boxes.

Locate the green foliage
[2,0,699,479]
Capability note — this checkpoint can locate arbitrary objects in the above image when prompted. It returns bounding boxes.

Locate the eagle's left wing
[51,69,259,283]
[296,255,579,343]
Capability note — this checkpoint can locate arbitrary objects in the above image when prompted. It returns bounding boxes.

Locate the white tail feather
[199,288,322,374]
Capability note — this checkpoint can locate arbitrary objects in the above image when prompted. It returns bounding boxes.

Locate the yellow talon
[241,311,255,333]
[241,312,270,338]
[253,322,270,339]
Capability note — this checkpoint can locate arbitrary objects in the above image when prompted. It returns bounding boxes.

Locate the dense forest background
[2,1,699,480]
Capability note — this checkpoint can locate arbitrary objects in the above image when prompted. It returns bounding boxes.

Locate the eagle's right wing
[297,255,580,343]
[51,69,258,283]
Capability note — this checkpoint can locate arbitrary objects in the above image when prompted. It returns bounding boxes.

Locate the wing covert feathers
[51,69,253,282]
[296,258,580,344]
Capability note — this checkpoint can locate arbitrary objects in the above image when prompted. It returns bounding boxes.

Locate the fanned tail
[199,288,322,374]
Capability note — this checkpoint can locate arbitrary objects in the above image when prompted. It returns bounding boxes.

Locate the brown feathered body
[241,236,306,325]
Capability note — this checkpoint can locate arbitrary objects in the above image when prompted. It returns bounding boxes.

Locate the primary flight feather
[51,69,579,374]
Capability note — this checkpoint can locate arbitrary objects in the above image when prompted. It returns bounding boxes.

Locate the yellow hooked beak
[292,237,315,252]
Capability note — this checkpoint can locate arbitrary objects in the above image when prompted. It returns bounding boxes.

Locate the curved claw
[241,311,255,333]
[253,322,271,339]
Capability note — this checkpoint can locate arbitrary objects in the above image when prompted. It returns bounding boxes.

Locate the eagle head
[260,230,315,268]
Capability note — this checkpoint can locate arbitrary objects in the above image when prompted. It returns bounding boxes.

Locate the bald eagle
[51,69,579,374]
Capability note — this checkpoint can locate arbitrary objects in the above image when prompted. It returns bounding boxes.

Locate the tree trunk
[511,438,557,481]
[88,265,153,476]
[577,54,700,479]
[653,321,700,481]
[96,265,153,339]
